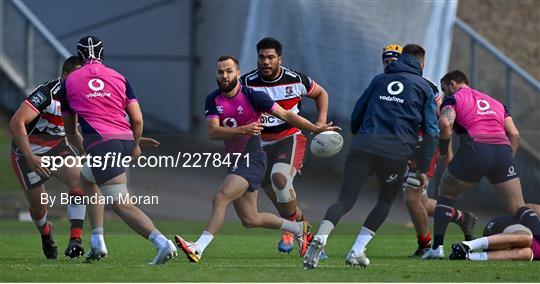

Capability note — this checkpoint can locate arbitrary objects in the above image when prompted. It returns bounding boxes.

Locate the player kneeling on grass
[9,56,92,259]
[449,204,540,261]
[62,36,177,265]
[174,55,339,263]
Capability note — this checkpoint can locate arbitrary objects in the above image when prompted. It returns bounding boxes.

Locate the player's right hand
[26,154,51,178]
[242,122,264,136]
[314,121,341,134]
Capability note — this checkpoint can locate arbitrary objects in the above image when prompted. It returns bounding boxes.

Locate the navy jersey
[205,85,276,154]
[350,54,439,169]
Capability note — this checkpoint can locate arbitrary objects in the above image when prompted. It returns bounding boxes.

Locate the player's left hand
[314,121,342,134]
[140,137,160,148]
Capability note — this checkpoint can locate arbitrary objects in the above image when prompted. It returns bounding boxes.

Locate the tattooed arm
[438,105,456,159]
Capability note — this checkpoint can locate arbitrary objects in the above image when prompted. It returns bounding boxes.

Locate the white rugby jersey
[240,67,316,144]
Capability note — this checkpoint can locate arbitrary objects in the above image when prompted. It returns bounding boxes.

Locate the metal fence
[0,0,69,109]
[452,18,540,161]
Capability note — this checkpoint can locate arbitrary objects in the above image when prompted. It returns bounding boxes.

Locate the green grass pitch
[1,219,539,282]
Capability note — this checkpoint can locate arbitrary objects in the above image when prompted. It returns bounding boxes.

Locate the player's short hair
[402,44,425,64]
[62,55,81,74]
[217,55,239,68]
[256,37,282,56]
[441,70,469,85]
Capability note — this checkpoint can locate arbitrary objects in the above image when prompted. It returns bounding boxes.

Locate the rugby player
[174,55,339,263]
[240,37,329,254]
[9,56,90,259]
[61,36,176,265]
[382,44,477,256]
[423,70,540,259]
[449,205,540,261]
[304,44,439,269]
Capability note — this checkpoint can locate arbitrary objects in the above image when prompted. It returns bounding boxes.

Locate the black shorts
[86,139,135,185]
[346,149,408,192]
[448,142,517,184]
[11,140,76,190]
[228,148,266,192]
[261,133,307,187]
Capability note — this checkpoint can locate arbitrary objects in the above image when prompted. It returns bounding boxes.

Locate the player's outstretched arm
[205,117,262,140]
[503,116,519,157]
[270,104,340,134]
[307,84,329,126]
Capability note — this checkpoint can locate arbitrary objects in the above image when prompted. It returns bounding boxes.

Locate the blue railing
[0,0,69,94]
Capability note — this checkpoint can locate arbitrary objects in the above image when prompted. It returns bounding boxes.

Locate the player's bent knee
[212,191,230,208]
[240,215,260,228]
[271,173,287,190]
[271,163,295,203]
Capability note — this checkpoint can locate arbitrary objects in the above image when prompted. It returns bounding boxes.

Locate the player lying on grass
[449,204,540,261]
[381,44,477,257]
[174,55,339,263]
[62,36,176,265]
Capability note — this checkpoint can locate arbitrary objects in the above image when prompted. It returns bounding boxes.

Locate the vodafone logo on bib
[86,78,111,98]
[88,79,105,91]
[476,99,496,115]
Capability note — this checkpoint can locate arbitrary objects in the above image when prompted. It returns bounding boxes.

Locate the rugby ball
[310,131,344,158]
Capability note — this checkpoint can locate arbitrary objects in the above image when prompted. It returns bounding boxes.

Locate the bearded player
[175,55,339,263]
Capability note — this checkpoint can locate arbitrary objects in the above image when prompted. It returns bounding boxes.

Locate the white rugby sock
[67,204,86,220]
[148,229,168,249]
[351,226,375,253]
[467,252,488,261]
[280,219,303,237]
[463,237,489,251]
[195,231,214,254]
[315,220,335,244]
